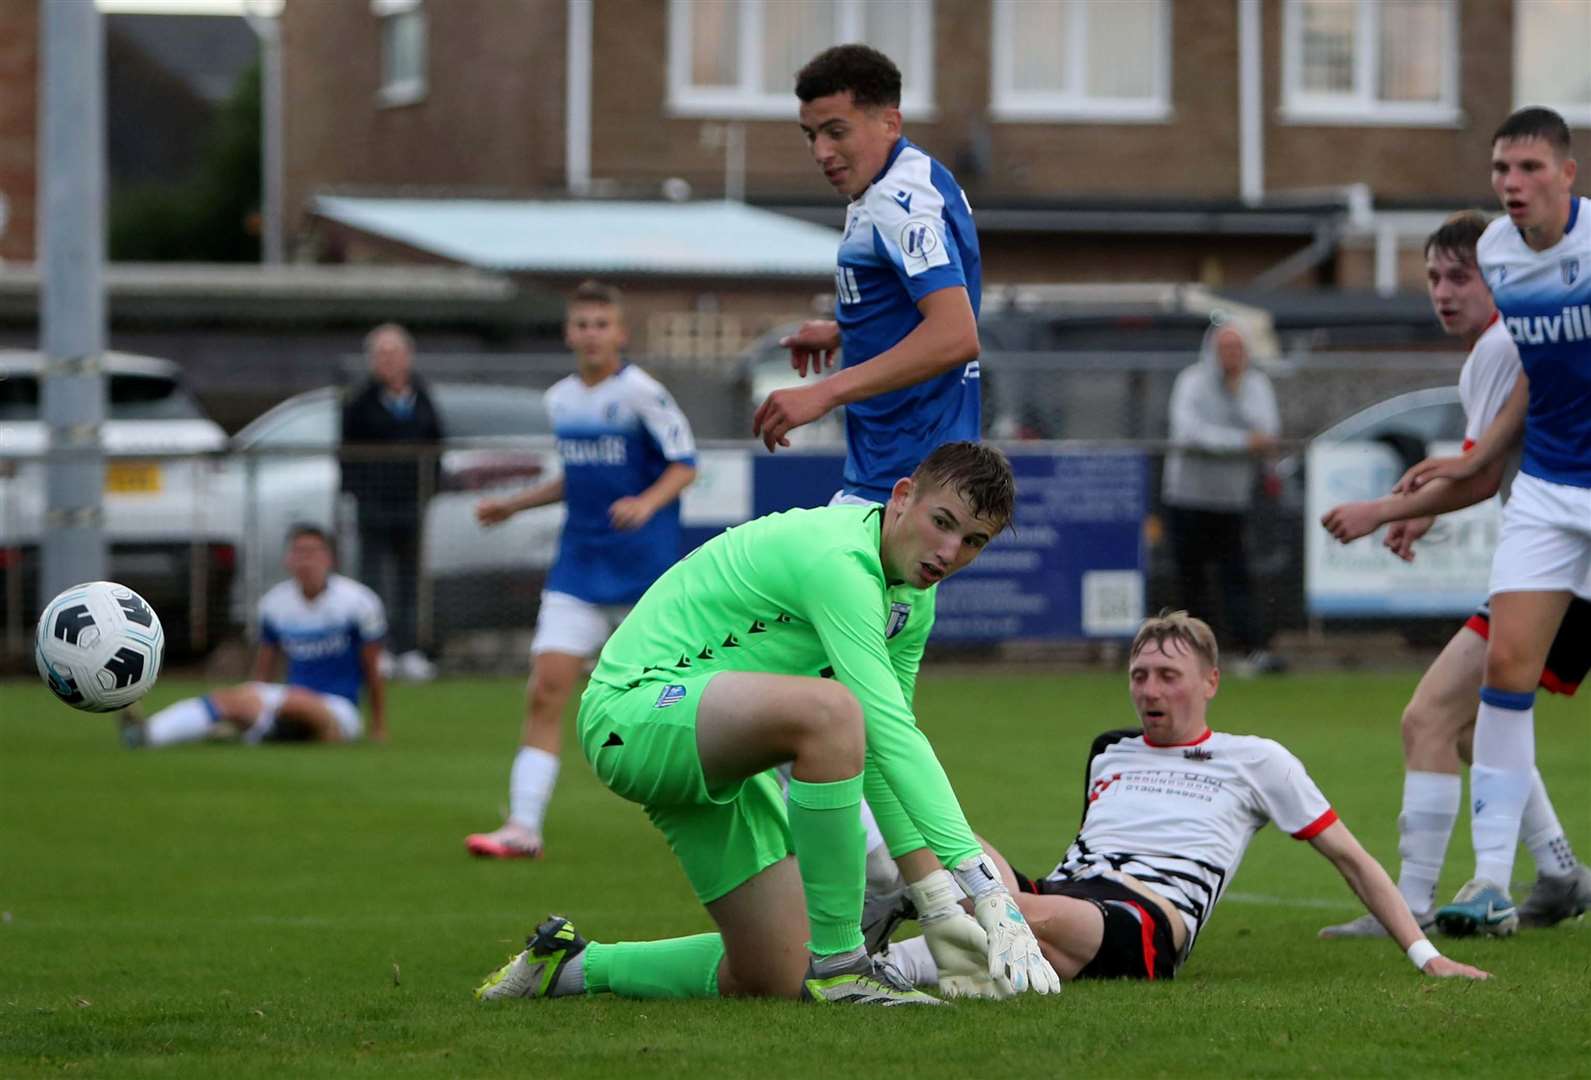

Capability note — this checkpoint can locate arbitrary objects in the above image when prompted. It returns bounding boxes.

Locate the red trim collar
[1483,310,1500,331]
[1143,727,1213,749]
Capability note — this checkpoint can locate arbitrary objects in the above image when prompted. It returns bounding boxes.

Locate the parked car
[229,382,563,644]
[0,351,239,655]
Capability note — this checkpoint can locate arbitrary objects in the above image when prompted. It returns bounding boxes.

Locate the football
[34,581,165,713]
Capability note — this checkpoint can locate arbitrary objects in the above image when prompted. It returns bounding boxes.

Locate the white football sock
[880,935,938,988]
[1521,768,1578,878]
[509,746,559,833]
[1470,693,1535,889]
[859,798,885,856]
[145,696,221,747]
[1396,771,1461,913]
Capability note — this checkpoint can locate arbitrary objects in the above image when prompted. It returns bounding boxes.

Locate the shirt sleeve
[628,371,697,464]
[865,172,967,304]
[356,587,388,644]
[798,547,979,865]
[1250,739,1337,840]
[1464,332,1523,446]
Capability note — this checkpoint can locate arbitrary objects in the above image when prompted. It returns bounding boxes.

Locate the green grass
[1,671,1587,1078]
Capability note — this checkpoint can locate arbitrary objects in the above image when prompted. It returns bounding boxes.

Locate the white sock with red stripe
[1521,768,1579,878]
[1396,771,1460,914]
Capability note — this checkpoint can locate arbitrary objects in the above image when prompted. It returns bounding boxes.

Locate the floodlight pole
[38,0,106,599]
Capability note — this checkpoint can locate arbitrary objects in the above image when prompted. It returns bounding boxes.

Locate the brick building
[0,0,38,264]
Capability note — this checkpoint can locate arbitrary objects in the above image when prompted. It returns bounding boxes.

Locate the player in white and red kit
[872,612,1488,984]
[1318,212,1590,938]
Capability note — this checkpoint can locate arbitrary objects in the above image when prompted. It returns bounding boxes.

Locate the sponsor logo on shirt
[654,684,687,709]
[1183,746,1213,761]
[559,435,627,466]
[1503,305,1591,345]
[891,190,913,213]
[886,601,912,638]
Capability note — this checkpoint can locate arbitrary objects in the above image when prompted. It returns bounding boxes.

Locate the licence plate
[105,461,162,494]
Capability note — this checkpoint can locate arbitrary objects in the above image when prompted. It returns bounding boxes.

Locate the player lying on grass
[865,612,1489,985]
[1318,210,1591,939]
[121,524,387,747]
[476,442,1059,1005]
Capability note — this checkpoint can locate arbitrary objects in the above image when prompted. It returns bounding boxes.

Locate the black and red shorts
[1464,595,1591,696]
[1013,871,1179,981]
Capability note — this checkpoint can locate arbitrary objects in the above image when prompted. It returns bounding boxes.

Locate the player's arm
[610,380,699,529]
[250,641,282,682]
[1320,457,1506,544]
[1403,375,1528,491]
[754,287,977,450]
[609,462,696,530]
[476,475,565,527]
[360,640,387,742]
[1309,821,1489,979]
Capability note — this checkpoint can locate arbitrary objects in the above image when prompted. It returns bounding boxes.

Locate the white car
[0,351,239,654]
[230,382,564,642]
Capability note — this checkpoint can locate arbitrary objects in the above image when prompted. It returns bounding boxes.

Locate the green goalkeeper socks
[583,934,725,999]
[786,773,867,957]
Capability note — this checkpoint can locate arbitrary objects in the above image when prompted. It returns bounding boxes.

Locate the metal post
[38,0,106,599]
[243,1,284,265]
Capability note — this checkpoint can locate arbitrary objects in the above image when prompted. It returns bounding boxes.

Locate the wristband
[906,869,962,921]
[951,854,1005,900]
[1406,939,1440,971]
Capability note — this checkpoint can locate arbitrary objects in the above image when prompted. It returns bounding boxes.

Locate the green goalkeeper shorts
[578,672,794,904]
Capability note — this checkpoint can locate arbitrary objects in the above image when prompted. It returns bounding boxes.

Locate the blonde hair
[1129,609,1219,670]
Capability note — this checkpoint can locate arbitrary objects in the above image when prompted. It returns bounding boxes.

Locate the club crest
[886,601,912,639]
[1562,257,1580,286]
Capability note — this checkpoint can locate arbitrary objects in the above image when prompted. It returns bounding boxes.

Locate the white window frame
[1280,0,1460,126]
[1512,1,1591,126]
[665,0,935,120]
[989,0,1172,123]
[372,0,426,108]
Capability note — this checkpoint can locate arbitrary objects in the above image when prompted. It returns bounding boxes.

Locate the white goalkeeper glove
[952,854,1062,997]
[907,869,1004,999]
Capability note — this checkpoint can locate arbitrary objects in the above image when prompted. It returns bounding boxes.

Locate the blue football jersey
[834,137,982,500]
[1478,195,1591,487]
[258,574,386,705]
[545,364,697,604]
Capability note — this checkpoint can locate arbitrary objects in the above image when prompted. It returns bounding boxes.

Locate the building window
[1282,0,1458,125]
[1515,0,1591,125]
[989,0,1170,122]
[666,0,934,119]
[373,0,426,107]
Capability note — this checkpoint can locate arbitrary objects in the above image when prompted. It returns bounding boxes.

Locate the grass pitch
[2,670,1587,1078]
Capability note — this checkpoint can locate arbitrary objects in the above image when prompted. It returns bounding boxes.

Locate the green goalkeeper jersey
[586,502,981,867]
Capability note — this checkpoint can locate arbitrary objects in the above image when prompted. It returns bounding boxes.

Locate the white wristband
[1406,939,1440,971]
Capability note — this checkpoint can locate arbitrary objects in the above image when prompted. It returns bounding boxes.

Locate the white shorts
[1489,472,1591,600]
[529,590,633,658]
[248,682,363,742]
[828,489,882,507]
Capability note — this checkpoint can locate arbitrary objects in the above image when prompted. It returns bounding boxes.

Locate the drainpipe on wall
[566,0,592,195]
[1238,0,1262,206]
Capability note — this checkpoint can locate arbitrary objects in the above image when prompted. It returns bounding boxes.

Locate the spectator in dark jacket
[340,323,443,679]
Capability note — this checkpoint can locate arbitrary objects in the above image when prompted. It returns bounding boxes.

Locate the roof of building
[311,196,843,278]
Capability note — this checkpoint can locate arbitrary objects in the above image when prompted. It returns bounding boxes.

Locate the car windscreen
[0,373,203,421]
[434,387,551,437]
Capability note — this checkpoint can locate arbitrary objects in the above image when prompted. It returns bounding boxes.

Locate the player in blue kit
[466,280,697,859]
[121,525,388,747]
[1405,108,1591,935]
[754,44,982,504]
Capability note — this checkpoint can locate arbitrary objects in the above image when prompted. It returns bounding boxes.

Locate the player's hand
[779,320,840,377]
[1320,500,1384,544]
[1398,453,1477,492]
[752,383,834,452]
[951,854,1060,996]
[908,869,1004,1000]
[475,497,514,527]
[1422,955,1490,980]
[608,495,656,531]
[1383,516,1434,562]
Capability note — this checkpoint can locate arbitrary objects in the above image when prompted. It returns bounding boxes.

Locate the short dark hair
[287,522,336,558]
[1424,210,1491,267]
[910,442,1016,529]
[1130,609,1219,671]
[1493,107,1572,158]
[795,44,901,108]
[569,279,623,308]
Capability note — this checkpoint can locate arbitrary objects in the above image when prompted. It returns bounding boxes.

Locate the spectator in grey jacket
[1161,319,1281,671]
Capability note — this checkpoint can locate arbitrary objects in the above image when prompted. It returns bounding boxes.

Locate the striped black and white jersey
[1042,728,1337,963]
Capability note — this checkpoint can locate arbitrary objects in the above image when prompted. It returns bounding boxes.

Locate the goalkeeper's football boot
[800,948,944,1006]
[465,821,544,860]
[1318,908,1436,939]
[1434,878,1519,938]
[1516,864,1591,929]
[475,915,587,1000]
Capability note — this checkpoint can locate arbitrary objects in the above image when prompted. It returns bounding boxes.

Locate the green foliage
[1,672,1586,1077]
[108,63,262,262]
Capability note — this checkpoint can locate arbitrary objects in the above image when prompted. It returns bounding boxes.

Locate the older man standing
[340,323,444,681]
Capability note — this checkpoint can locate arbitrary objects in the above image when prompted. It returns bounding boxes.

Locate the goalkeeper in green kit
[476,442,1059,1005]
